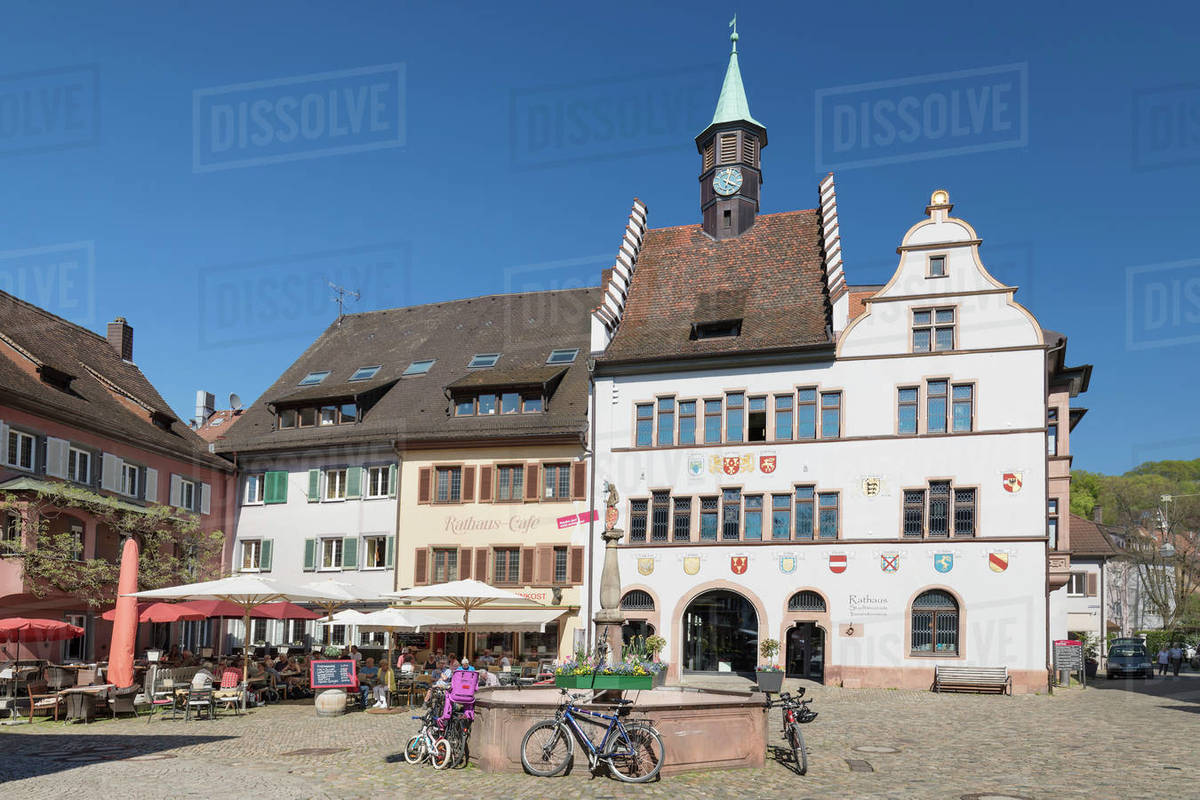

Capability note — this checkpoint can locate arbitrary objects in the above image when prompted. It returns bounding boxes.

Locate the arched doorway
[682,589,758,674]
[785,590,826,682]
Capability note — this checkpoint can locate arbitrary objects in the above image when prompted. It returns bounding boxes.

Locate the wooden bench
[933,665,1012,695]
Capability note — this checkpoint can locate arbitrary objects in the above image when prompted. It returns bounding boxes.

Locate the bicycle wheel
[788,723,807,776]
[431,737,453,770]
[403,735,424,764]
[606,722,664,783]
[521,719,573,777]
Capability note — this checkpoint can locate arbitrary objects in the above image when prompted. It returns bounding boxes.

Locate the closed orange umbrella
[106,538,139,689]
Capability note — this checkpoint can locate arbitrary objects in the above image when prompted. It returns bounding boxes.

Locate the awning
[402,606,570,633]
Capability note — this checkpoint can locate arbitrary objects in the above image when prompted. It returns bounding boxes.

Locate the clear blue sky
[1,1,1197,475]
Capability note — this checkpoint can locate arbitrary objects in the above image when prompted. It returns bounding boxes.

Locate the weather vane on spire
[729,14,738,53]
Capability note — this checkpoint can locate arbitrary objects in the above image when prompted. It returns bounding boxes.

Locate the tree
[1,483,225,609]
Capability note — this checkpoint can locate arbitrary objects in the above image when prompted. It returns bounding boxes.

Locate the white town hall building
[587,33,1090,693]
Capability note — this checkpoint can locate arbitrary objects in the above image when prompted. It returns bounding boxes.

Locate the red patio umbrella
[107,537,140,688]
[101,602,207,624]
[250,602,321,621]
[183,599,266,619]
[0,618,85,643]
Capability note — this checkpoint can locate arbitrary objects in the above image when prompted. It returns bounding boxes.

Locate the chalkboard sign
[310,659,357,689]
[1053,639,1083,670]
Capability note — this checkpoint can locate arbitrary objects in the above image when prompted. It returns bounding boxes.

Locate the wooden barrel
[314,689,347,717]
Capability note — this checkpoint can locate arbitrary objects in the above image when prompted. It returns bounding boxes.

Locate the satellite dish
[229,393,243,411]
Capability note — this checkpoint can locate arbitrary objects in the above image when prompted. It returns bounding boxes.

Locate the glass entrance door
[681,590,758,673]
[785,623,824,682]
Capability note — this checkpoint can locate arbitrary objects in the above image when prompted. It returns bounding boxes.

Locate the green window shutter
[341,536,358,570]
[303,538,316,571]
[346,466,362,499]
[260,539,273,572]
[388,463,398,498]
[385,535,395,568]
[264,471,287,504]
[307,469,321,502]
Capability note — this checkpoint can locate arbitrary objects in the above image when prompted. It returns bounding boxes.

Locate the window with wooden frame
[703,400,722,443]
[432,548,458,583]
[913,307,955,352]
[365,466,389,499]
[240,540,262,571]
[1066,572,1086,596]
[6,429,34,470]
[1,512,21,554]
[774,395,793,440]
[699,496,718,541]
[796,389,817,439]
[493,547,520,584]
[903,482,976,538]
[725,392,744,443]
[771,494,791,540]
[629,499,648,543]
[363,536,389,569]
[435,467,462,503]
[67,447,91,484]
[68,524,84,561]
[672,497,691,541]
[656,398,675,446]
[927,254,946,277]
[650,491,670,541]
[1047,408,1059,456]
[542,463,570,500]
[324,469,347,501]
[553,546,568,584]
[818,492,840,539]
[794,486,815,540]
[722,488,741,540]
[952,384,974,432]
[1048,498,1059,549]
[898,387,919,434]
[678,401,697,445]
[927,380,949,433]
[496,464,524,502]
[911,590,959,655]
[819,391,841,439]
[320,537,343,570]
[635,403,653,447]
[747,396,767,442]
[743,494,763,540]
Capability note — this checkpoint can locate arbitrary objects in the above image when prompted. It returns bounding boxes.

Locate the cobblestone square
[2,675,1196,800]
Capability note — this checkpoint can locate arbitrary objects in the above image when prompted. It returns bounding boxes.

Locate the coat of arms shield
[637,557,654,576]
[779,555,796,574]
[683,556,701,575]
[730,556,748,575]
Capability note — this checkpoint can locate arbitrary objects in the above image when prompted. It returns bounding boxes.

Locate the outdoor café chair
[185,686,215,721]
[45,666,72,692]
[214,670,245,716]
[107,686,142,719]
[75,668,97,687]
[26,681,61,723]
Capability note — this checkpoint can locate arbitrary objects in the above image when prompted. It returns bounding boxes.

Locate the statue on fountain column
[594,480,626,664]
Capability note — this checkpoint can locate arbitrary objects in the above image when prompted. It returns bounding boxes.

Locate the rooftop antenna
[229,393,243,412]
[329,281,360,324]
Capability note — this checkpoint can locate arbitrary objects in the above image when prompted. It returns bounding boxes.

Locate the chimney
[1093,504,1104,524]
[106,317,133,361]
[195,390,216,427]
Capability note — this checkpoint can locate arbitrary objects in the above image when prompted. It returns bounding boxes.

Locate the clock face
[712,167,743,196]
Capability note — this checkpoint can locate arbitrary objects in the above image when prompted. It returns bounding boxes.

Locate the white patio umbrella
[129,576,346,708]
[384,579,546,659]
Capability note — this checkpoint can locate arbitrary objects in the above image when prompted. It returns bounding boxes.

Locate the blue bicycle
[520,689,664,782]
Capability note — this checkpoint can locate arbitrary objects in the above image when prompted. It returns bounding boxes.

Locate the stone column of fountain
[593,480,626,664]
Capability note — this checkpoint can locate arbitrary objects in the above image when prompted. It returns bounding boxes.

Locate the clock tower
[696,20,766,240]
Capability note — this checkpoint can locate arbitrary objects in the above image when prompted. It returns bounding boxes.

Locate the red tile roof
[195,409,243,443]
[846,285,883,322]
[599,211,832,363]
[1069,514,1119,558]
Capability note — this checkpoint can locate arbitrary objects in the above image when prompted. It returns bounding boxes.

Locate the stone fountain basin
[470,685,767,775]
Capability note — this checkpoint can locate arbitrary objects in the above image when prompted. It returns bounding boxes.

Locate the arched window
[910,590,959,655]
[787,590,826,612]
[621,590,654,611]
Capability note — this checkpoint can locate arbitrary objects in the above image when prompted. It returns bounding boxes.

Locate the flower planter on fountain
[555,673,654,690]
[553,652,663,691]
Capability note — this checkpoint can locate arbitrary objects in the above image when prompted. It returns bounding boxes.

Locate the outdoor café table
[59,684,113,723]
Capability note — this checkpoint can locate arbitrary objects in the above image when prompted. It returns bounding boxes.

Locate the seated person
[358,658,378,707]
[191,666,215,689]
[373,661,396,708]
[422,652,438,670]
[481,668,501,688]
[499,652,512,669]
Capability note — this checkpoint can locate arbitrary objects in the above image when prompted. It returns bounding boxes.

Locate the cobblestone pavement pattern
[2,673,1196,799]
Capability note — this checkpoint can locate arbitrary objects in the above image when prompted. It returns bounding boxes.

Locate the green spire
[709,16,763,130]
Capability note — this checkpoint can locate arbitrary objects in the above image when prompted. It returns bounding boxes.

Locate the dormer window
[348,365,380,382]
[299,371,330,386]
[546,348,579,365]
[690,319,742,340]
[453,391,544,416]
[468,353,500,369]
[403,359,435,376]
[278,402,357,429]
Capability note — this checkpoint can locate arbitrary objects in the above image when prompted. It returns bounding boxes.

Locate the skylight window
[546,348,579,365]
[468,353,500,369]
[348,365,381,382]
[403,359,435,376]
[298,371,330,386]
[690,319,742,340]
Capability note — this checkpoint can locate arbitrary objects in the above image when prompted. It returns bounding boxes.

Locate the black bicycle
[765,690,817,775]
[520,689,664,782]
